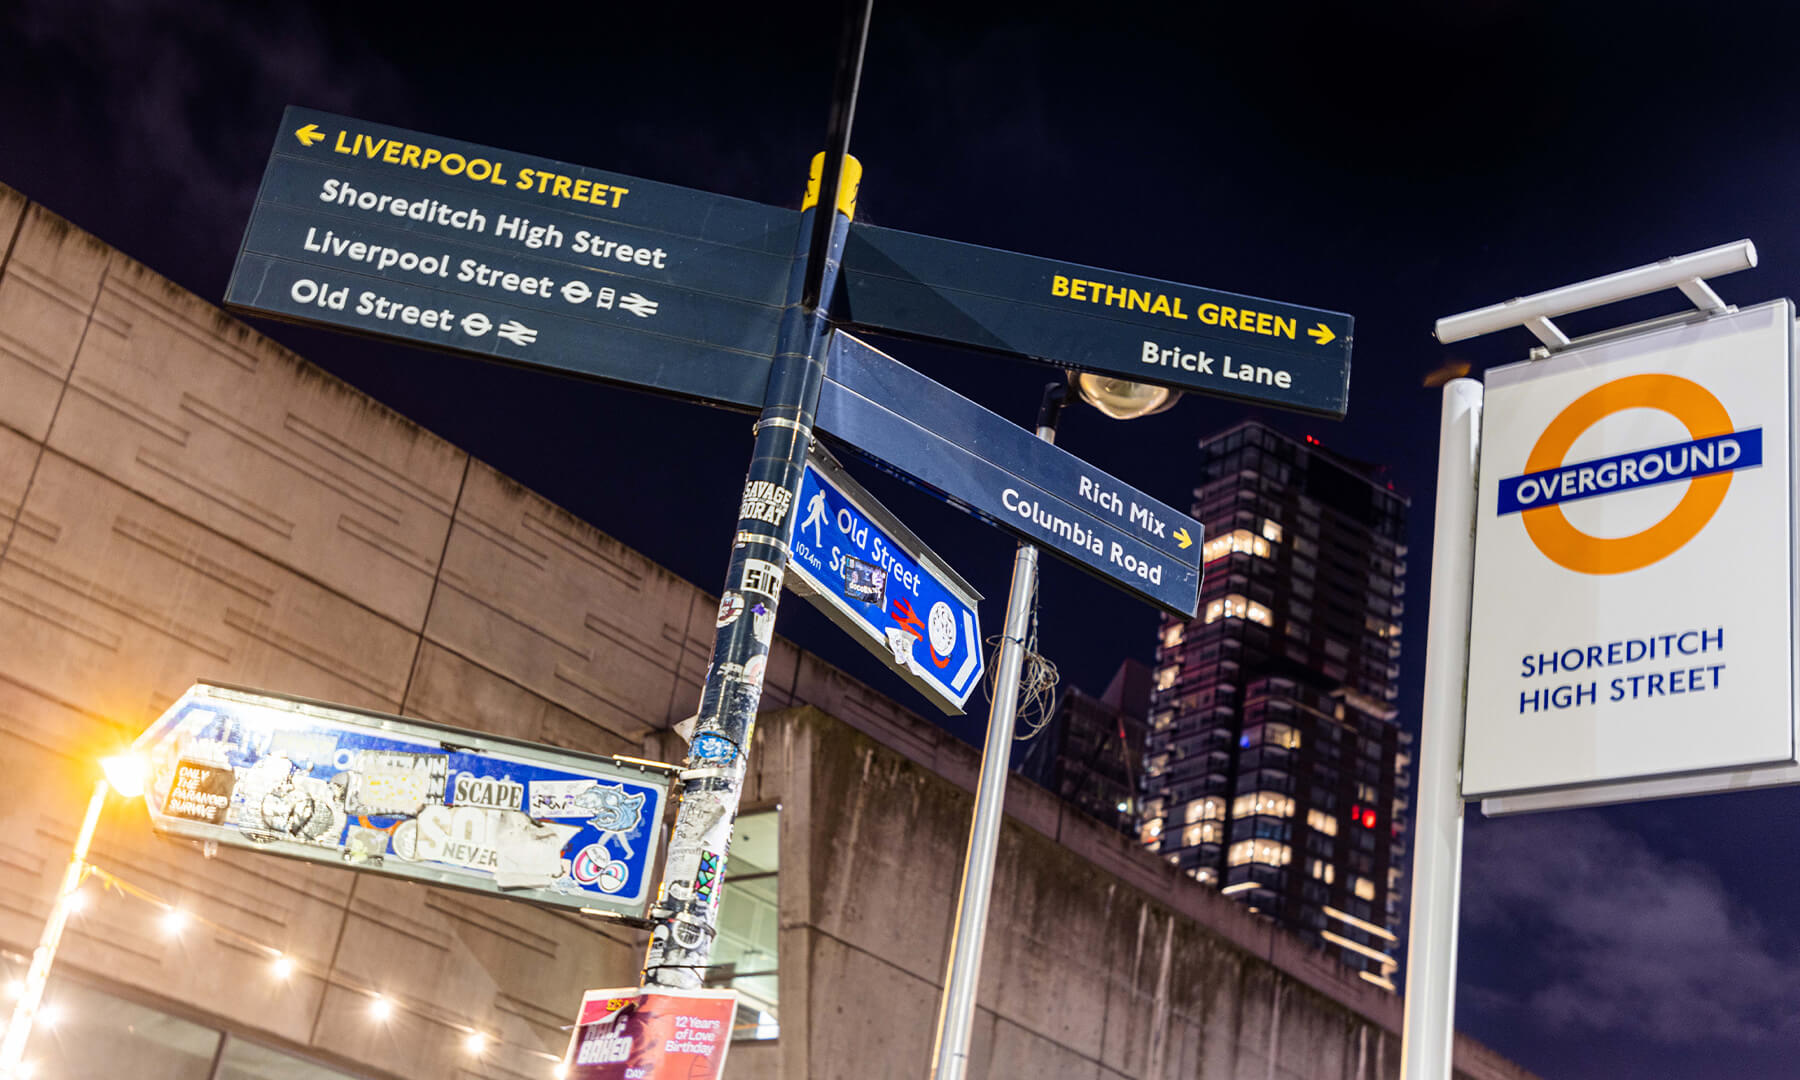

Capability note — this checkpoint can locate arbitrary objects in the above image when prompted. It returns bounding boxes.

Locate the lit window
[1185,797,1225,823]
[1262,519,1283,543]
[1154,665,1179,691]
[1307,809,1338,836]
[1181,821,1223,847]
[1162,623,1185,649]
[1207,594,1259,624]
[1202,529,1272,564]
[1308,858,1335,884]
[1228,839,1292,867]
[1231,791,1295,819]
[1139,819,1163,844]
[1246,723,1300,750]
[1354,876,1376,901]
[1190,867,1218,886]
[1355,782,1380,803]
[705,810,780,1041]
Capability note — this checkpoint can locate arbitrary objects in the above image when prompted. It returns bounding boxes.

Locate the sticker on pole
[784,447,984,714]
[564,987,739,1078]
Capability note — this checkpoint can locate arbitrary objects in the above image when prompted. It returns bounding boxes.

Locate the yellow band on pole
[801,153,862,220]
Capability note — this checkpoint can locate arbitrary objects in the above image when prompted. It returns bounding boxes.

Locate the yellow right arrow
[294,123,325,148]
[1174,527,1192,550]
[1307,323,1336,346]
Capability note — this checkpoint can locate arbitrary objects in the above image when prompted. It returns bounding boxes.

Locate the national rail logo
[1494,373,1763,575]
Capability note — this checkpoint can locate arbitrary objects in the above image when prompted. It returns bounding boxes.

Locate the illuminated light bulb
[17,1062,35,1079]
[1071,373,1179,420]
[369,995,392,1021]
[100,754,147,798]
[162,908,188,934]
[3,979,22,1001]
[66,889,89,914]
[36,1006,60,1029]
[271,954,294,979]
[464,1032,488,1055]
[551,1065,568,1079]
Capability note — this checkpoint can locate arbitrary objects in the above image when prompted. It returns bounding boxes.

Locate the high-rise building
[1139,420,1413,991]
[1015,660,1151,835]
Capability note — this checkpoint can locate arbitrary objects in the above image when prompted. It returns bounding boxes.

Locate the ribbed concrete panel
[0,200,107,441]
[0,422,37,552]
[0,184,25,258]
[0,452,418,723]
[404,640,639,758]
[426,460,697,742]
[48,255,466,630]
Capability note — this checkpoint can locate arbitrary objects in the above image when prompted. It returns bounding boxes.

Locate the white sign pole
[1399,378,1483,1080]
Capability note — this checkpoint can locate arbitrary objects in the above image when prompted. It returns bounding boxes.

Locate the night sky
[8,2,1800,1076]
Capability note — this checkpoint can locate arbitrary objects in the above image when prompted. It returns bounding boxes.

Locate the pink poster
[565,986,739,1079]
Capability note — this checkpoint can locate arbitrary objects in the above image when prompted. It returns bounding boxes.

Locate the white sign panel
[1463,300,1797,800]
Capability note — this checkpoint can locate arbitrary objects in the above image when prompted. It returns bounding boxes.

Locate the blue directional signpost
[817,330,1202,614]
[838,224,1355,417]
[135,683,671,918]
[222,13,1353,1073]
[227,106,801,411]
[788,449,985,713]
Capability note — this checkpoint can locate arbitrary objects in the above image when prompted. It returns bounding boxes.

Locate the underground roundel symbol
[1520,373,1733,575]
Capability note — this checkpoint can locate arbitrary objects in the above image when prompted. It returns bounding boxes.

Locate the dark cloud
[1464,813,1800,1043]
[3,0,411,284]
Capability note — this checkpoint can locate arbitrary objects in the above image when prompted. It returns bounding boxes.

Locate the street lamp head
[100,754,147,799]
[1070,373,1180,420]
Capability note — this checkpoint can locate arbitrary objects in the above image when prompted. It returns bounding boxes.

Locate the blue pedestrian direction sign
[817,331,1204,616]
[837,224,1354,417]
[787,449,986,714]
[132,683,674,920]
[226,106,802,411]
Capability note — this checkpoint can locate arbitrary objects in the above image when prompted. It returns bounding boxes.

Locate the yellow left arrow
[1174,527,1193,550]
[294,123,325,147]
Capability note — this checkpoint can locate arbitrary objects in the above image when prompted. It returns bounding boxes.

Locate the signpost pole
[928,382,1065,1080]
[1399,377,1483,1080]
[639,0,872,995]
[0,779,108,1079]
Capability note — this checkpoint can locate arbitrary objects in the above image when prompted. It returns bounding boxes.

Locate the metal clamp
[752,416,812,440]
[733,531,790,559]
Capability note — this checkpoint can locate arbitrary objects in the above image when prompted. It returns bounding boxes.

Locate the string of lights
[986,577,1060,742]
[8,860,573,1079]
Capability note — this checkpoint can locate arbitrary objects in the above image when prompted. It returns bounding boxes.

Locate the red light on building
[1361,808,1378,829]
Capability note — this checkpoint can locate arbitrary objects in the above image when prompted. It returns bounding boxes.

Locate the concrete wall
[695,707,1532,1080]
[0,183,1531,1080]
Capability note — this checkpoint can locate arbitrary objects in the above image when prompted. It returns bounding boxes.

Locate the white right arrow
[951,610,980,693]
